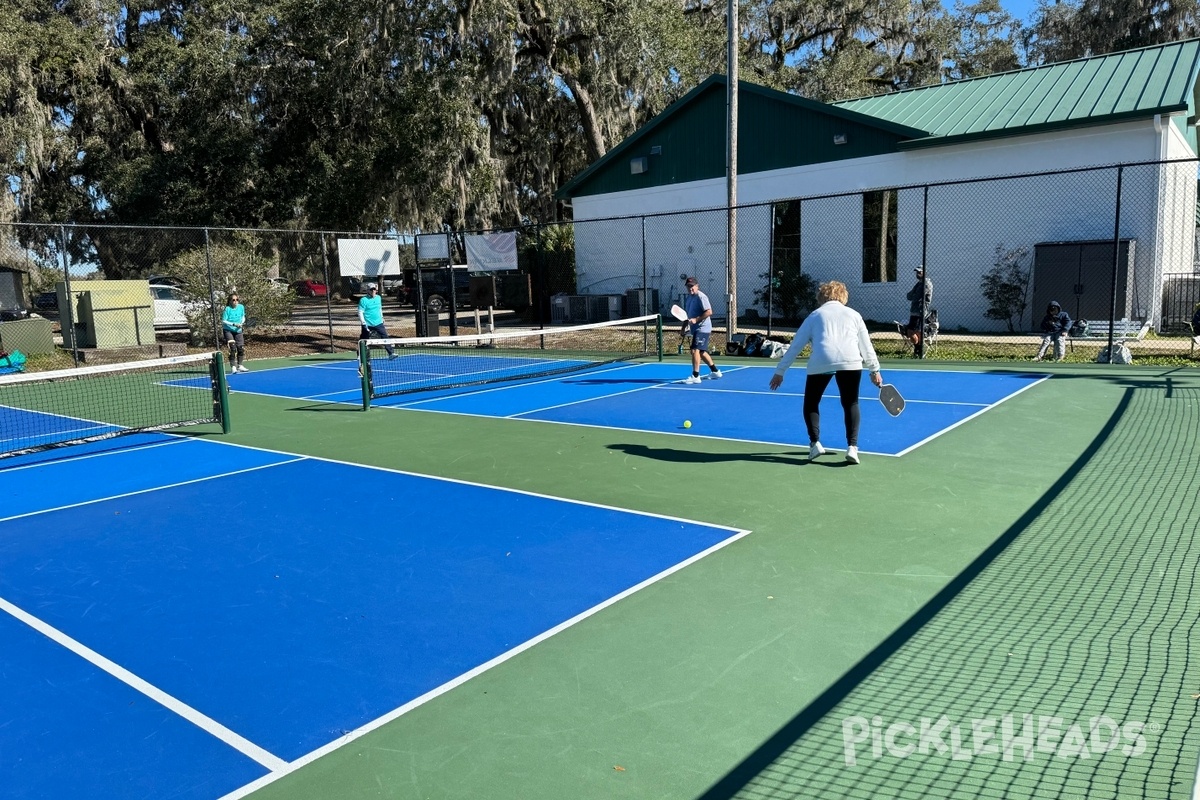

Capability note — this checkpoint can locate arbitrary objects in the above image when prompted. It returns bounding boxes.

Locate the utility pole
[726,0,739,337]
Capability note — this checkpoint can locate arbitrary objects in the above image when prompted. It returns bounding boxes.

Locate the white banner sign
[416,233,450,262]
[464,231,518,272]
[336,239,400,277]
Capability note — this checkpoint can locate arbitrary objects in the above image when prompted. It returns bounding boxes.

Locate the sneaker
[388,353,399,360]
[238,365,249,373]
[808,441,826,460]
[709,369,723,379]
[846,446,860,465]
[683,375,702,385]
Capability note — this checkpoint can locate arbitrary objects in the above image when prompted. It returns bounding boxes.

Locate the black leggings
[803,370,862,446]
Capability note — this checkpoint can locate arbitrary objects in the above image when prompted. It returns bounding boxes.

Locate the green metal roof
[834,38,1200,148]
[559,41,1200,200]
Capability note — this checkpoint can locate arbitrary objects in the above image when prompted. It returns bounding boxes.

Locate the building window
[862,189,898,283]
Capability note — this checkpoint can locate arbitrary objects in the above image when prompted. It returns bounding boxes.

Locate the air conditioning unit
[568,295,590,323]
[587,295,623,322]
[551,294,569,324]
[624,288,659,317]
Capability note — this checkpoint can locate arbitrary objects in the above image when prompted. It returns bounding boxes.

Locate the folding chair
[896,309,938,358]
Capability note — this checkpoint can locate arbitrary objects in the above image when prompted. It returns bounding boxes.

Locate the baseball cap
[365,282,378,290]
[684,276,698,287]
[913,266,925,274]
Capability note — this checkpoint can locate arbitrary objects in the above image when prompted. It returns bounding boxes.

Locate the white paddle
[670,304,687,322]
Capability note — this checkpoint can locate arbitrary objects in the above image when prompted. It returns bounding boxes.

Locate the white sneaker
[846,446,860,465]
[237,365,249,373]
[709,370,723,379]
[809,441,825,460]
[683,375,702,384]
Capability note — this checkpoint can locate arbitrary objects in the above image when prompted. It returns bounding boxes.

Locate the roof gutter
[896,105,1190,151]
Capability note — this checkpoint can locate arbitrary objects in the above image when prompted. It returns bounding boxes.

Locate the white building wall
[568,116,1196,330]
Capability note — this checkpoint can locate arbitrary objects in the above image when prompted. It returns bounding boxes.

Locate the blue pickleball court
[375,362,1048,455]
[0,434,746,799]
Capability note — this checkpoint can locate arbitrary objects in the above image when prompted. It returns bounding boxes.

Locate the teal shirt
[359,294,384,327]
[222,304,245,332]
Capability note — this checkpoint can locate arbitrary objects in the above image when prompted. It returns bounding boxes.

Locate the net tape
[360,314,662,400]
[0,353,222,458]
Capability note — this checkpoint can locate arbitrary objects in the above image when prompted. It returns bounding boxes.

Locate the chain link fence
[2,159,1198,371]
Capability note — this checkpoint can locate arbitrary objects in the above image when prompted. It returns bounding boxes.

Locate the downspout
[1150,113,1169,329]
[1153,113,1169,158]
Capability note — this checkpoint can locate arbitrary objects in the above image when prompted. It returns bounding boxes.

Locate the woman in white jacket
[768,281,883,465]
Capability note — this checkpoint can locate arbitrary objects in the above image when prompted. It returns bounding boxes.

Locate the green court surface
[224,359,1200,800]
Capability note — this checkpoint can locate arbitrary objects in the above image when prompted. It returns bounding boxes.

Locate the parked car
[342,276,404,299]
[409,266,473,313]
[150,284,189,329]
[291,279,328,297]
[32,292,58,312]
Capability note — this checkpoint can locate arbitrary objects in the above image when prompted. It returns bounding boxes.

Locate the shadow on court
[606,443,812,467]
[608,442,861,467]
[693,385,1200,800]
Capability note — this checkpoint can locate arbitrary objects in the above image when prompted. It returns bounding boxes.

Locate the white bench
[1066,319,1148,352]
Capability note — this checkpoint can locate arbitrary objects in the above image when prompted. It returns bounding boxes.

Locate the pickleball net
[359,314,663,405]
[0,352,230,457]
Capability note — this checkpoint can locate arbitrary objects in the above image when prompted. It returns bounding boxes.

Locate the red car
[291,280,328,297]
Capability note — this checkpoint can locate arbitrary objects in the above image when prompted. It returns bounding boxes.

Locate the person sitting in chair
[1035,301,1072,362]
[903,266,932,357]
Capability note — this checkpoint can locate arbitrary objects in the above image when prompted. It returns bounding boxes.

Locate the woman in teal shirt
[358,283,396,357]
[222,293,248,373]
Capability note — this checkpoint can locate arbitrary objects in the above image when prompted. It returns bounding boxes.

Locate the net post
[212,351,232,433]
[656,315,663,361]
[359,338,371,411]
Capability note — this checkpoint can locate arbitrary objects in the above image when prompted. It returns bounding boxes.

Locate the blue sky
[1000,0,1040,24]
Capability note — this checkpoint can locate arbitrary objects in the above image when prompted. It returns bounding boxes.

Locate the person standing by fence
[903,266,933,357]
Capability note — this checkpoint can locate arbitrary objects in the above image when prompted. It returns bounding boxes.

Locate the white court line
[500,365,749,418]
[218,526,751,799]
[0,436,189,473]
[0,456,306,524]
[394,360,655,406]
[0,594,287,771]
[658,384,989,406]
[892,373,1052,456]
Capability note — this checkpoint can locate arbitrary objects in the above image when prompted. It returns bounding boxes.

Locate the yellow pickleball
[683,420,692,428]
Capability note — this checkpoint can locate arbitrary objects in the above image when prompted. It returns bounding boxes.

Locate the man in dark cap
[903,266,933,357]
[680,276,722,384]
[1036,300,1072,361]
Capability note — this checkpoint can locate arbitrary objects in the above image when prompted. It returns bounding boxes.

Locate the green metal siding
[835,39,1200,144]
[560,78,921,199]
